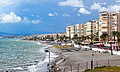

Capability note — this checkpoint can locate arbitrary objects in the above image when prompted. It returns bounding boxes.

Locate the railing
[60,59,120,72]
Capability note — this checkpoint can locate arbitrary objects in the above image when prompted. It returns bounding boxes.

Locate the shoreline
[27,40,64,72]
[0,40,56,72]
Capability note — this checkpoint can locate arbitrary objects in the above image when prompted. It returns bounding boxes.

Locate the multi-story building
[85,20,99,36]
[99,11,120,40]
[70,25,75,38]
[66,11,120,41]
[85,21,92,36]
[66,26,71,38]
[99,11,109,37]
[75,24,80,37]
[66,25,75,38]
[66,20,98,39]
[80,24,85,36]
[66,24,85,38]
[93,20,99,35]
[117,11,120,32]
[74,24,85,37]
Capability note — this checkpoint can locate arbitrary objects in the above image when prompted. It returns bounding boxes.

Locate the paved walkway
[57,49,120,72]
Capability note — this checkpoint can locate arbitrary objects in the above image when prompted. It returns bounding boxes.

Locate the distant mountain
[0,31,64,36]
[0,32,18,36]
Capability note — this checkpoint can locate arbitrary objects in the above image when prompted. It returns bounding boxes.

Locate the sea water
[0,38,48,71]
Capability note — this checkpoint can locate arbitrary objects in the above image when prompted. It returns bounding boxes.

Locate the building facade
[66,26,71,38]
[99,11,109,37]
[99,11,120,40]
[66,11,120,41]
[85,20,99,36]
[66,21,98,38]
[74,24,85,37]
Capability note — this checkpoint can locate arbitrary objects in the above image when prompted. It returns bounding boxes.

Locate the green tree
[56,34,59,41]
[94,32,99,41]
[100,33,109,43]
[112,31,117,44]
[72,34,78,44]
[86,35,90,41]
[81,35,86,41]
[116,32,120,44]
[72,34,78,40]
[90,34,95,42]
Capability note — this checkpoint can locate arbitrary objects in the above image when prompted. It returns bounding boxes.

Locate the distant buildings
[66,11,120,40]
[66,20,98,38]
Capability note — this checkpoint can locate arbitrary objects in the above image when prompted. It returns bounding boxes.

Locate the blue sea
[0,38,47,71]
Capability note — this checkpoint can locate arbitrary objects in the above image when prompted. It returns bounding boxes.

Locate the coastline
[27,40,65,72]
[0,39,56,72]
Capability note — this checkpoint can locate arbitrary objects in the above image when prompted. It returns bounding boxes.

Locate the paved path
[57,49,120,72]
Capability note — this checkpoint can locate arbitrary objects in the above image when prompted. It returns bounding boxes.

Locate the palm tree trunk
[114,36,115,44]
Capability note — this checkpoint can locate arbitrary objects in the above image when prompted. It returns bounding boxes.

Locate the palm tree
[90,34,95,42]
[116,32,120,45]
[72,34,78,44]
[94,32,99,41]
[100,33,109,43]
[72,34,78,40]
[56,34,59,41]
[81,35,86,41]
[112,31,117,44]
[86,35,90,41]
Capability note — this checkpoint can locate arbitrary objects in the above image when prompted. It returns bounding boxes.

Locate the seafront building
[84,20,99,36]
[99,11,120,40]
[75,24,85,37]
[66,24,85,38]
[66,20,98,38]
[66,11,120,40]
[66,26,71,38]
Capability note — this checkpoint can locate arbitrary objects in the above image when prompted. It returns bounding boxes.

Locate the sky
[0,0,120,34]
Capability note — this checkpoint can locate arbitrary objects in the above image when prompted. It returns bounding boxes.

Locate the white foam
[11,67,23,70]
[28,44,59,72]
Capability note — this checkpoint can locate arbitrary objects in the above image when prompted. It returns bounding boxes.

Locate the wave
[6,41,59,72]
[28,43,58,72]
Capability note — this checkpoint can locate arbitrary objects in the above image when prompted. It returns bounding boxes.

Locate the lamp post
[91,52,94,69]
[45,50,51,72]
[110,42,113,55]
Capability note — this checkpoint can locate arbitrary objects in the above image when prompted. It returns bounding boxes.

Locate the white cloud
[91,2,120,13]
[48,13,58,16]
[0,0,14,6]
[91,3,102,10]
[99,5,120,12]
[99,2,107,5]
[58,0,84,7]
[116,0,120,2]
[48,13,55,16]
[0,12,22,23]
[62,13,71,17]
[79,8,91,14]
[23,17,40,24]
[31,20,40,24]
[77,14,81,16]
[23,17,29,23]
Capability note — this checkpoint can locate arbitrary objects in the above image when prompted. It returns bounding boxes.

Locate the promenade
[57,49,120,72]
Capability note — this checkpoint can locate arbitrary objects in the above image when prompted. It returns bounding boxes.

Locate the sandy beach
[55,48,120,72]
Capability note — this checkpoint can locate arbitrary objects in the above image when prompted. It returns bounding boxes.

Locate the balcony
[100,24,107,27]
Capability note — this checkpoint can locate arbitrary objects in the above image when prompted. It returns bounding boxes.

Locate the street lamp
[91,52,94,69]
[45,50,51,72]
[110,42,113,55]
